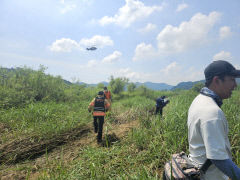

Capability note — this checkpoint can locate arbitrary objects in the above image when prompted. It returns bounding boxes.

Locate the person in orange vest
[88,91,110,143]
[103,86,112,104]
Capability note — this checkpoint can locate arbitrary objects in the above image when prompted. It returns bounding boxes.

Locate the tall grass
[0,66,239,179]
[37,89,240,179]
[0,67,99,144]
[0,101,91,144]
[223,90,240,164]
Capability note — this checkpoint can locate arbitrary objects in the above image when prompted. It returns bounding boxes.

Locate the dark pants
[155,107,163,116]
[93,116,104,142]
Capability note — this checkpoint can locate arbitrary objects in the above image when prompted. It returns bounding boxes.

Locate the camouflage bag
[163,152,211,180]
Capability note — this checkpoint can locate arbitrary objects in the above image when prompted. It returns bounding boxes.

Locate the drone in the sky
[86,46,97,51]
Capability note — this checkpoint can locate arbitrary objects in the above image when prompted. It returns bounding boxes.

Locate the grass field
[0,67,239,179]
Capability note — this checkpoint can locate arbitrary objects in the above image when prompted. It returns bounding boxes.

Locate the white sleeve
[201,119,229,160]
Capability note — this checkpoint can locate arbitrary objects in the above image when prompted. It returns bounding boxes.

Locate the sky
[0,0,240,85]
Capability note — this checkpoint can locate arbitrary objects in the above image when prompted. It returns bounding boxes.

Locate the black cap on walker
[98,91,104,96]
[204,60,240,81]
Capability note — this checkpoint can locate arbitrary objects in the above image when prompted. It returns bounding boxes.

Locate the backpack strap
[200,159,212,174]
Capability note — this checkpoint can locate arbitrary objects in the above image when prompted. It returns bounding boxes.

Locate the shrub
[109,76,128,94]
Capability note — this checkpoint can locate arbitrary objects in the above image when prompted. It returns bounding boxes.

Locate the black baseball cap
[98,91,104,95]
[204,60,240,81]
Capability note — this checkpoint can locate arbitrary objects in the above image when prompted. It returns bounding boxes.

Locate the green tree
[135,85,155,99]
[97,83,105,90]
[109,76,128,94]
[0,66,68,108]
[191,82,204,92]
[137,85,147,95]
[127,83,136,93]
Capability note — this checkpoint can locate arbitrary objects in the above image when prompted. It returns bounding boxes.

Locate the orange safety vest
[104,90,111,100]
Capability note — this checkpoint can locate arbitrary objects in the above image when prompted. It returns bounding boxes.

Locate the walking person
[103,86,112,105]
[188,60,240,180]
[88,91,110,143]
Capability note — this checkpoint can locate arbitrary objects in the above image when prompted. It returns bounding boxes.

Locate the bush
[191,82,204,92]
[109,76,128,94]
[127,83,136,93]
[0,66,91,108]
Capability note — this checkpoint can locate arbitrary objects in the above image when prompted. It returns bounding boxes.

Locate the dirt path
[0,117,139,180]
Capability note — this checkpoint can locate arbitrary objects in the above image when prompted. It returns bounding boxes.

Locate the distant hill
[172,79,240,90]
[79,81,109,87]
[171,80,205,90]
[79,81,173,90]
[63,79,72,85]
[135,82,173,90]
[79,78,240,91]
[2,67,239,91]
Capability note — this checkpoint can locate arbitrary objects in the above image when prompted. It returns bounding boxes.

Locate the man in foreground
[88,91,110,143]
[188,60,240,179]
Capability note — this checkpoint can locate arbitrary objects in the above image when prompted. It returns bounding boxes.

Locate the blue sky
[0,0,240,85]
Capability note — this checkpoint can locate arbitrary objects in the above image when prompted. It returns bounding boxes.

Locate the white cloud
[157,11,221,53]
[162,62,181,74]
[79,35,113,48]
[115,68,142,80]
[133,12,221,61]
[138,23,157,33]
[132,43,156,61]
[176,3,188,12]
[213,51,232,60]
[117,62,204,85]
[49,38,80,52]
[102,51,122,63]
[219,26,232,40]
[157,62,203,85]
[60,4,76,14]
[99,0,163,28]
[112,63,200,84]
[49,35,114,53]
[86,60,98,68]
[59,0,76,14]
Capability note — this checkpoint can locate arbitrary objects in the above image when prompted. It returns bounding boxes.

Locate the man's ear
[212,76,220,85]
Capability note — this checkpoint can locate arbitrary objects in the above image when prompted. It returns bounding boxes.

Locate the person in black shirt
[155,96,169,116]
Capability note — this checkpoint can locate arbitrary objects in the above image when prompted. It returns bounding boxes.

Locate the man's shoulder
[190,94,221,112]
[192,94,219,107]
[189,94,224,121]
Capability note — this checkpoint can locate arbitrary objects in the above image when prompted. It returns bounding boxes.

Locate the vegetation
[127,82,136,93]
[191,82,205,92]
[109,76,128,94]
[0,66,239,179]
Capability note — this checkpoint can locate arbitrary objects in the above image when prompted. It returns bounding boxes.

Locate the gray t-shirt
[188,94,231,180]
